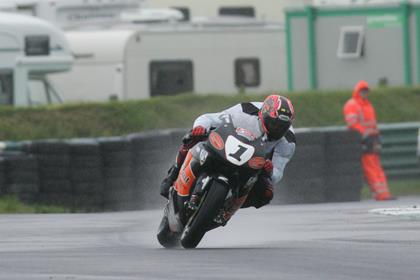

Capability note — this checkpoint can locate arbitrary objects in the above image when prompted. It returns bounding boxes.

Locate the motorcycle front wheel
[180,180,228,249]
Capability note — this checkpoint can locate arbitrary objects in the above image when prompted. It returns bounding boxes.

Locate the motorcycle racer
[160,95,296,210]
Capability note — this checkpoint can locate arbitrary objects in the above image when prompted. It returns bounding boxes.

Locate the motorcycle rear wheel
[180,180,228,249]
[157,209,180,248]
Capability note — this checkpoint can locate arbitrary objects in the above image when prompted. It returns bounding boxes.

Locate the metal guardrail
[298,122,420,180]
[379,122,420,180]
[418,128,420,159]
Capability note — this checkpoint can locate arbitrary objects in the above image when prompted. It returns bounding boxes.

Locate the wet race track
[1,197,420,280]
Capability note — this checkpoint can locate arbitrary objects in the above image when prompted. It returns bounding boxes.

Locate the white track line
[369,205,420,217]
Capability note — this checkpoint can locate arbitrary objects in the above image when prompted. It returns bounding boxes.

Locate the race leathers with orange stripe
[174,151,199,197]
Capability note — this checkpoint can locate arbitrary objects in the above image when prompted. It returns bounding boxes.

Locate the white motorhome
[51,19,286,102]
[145,0,312,22]
[0,0,144,29]
[0,12,72,106]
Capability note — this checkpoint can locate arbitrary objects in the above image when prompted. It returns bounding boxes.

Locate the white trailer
[314,0,396,5]
[51,19,286,102]
[0,12,73,106]
[0,0,143,29]
[145,0,312,22]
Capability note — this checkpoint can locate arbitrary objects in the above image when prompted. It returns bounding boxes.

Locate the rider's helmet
[258,95,295,140]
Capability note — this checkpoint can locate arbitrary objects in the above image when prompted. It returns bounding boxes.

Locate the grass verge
[361,178,420,199]
[0,87,419,141]
[0,196,71,214]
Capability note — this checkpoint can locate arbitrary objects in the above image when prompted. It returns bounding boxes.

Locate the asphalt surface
[1,197,420,280]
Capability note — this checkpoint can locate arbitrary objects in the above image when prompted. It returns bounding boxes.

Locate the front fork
[214,175,258,225]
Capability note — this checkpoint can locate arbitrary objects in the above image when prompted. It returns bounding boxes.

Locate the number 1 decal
[225,136,255,166]
[228,145,248,161]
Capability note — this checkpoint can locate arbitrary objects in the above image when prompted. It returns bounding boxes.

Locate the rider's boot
[160,164,180,199]
[160,143,191,199]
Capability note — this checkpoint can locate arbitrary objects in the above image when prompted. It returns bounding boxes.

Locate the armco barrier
[0,128,365,211]
[379,122,420,179]
[418,128,420,161]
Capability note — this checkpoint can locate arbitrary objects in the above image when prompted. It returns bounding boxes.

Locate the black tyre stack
[3,152,40,203]
[0,157,6,197]
[99,137,135,211]
[324,130,363,202]
[68,139,104,211]
[27,140,73,208]
[277,131,327,204]
[129,130,180,209]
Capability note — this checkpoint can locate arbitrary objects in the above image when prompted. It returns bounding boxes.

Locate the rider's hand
[182,126,207,148]
[263,160,273,177]
[191,126,207,137]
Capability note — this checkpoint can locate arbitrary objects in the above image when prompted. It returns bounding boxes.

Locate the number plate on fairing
[224,136,255,166]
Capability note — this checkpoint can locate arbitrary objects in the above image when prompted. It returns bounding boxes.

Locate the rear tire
[180,180,228,249]
[157,207,180,248]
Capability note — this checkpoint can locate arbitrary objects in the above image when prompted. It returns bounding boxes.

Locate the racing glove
[263,160,273,178]
[183,126,208,148]
[191,126,207,137]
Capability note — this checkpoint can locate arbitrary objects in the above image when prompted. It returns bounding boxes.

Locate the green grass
[0,196,71,214]
[0,87,419,141]
[361,179,420,199]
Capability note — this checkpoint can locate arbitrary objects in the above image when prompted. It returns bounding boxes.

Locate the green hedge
[0,87,419,141]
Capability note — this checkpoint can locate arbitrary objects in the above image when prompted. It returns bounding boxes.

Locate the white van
[0,0,143,29]
[51,18,286,102]
[0,12,72,106]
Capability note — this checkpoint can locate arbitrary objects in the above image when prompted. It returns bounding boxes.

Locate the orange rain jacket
[343,80,379,137]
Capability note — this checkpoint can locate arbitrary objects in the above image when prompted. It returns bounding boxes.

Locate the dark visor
[265,117,291,140]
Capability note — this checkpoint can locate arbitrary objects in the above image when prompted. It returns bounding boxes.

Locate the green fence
[380,122,420,180]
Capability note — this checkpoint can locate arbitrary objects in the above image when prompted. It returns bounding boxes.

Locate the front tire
[180,180,228,249]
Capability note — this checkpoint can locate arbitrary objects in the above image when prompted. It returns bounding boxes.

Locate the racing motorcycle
[157,116,274,249]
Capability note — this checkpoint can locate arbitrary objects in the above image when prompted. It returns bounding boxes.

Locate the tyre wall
[0,128,362,211]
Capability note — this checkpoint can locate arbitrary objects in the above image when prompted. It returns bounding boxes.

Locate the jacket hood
[352,80,370,100]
